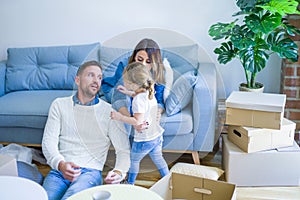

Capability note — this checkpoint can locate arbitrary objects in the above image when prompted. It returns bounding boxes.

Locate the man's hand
[105,170,123,184]
[58,161,81,182]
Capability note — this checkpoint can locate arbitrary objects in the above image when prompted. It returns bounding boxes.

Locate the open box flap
[151,172,236,200]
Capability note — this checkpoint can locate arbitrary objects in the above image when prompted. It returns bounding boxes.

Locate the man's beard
[83,86,99,98]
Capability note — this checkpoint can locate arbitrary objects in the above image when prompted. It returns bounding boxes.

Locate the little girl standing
[110,62,169,184]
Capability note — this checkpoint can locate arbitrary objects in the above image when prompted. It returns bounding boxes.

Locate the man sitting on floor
[42,61,130,200]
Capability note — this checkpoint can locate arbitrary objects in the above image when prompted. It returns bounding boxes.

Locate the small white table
[0,176,48,200]
[67,184,163,200]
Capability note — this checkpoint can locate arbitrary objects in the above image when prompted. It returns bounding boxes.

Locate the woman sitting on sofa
[102,38,167,127]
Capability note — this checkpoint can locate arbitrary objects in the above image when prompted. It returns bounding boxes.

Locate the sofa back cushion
[100,43,199,81]
[6,43,100,93]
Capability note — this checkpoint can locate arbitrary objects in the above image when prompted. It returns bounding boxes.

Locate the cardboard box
[228,118,295,153]
[222,135,300,186]
[225,91,286,129]
[150,172,236,200]
[0,155,18,176]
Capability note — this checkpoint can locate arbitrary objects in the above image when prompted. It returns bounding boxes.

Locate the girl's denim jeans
[127,135,169,184]
[42,167,102,200]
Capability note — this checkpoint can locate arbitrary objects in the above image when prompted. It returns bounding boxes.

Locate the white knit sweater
[42,96,130,174]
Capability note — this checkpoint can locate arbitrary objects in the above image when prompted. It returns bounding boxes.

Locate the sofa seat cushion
[160,104,193,136]
[0,90,74,129]
[163,133,194,151]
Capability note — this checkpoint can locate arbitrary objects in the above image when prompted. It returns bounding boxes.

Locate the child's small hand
[134,121,149,133]
[110,111,122,121]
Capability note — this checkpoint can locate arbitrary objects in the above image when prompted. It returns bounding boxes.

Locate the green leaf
[230,25,256,49]
[245,12,282,34]
[236,0,257,11]
[255,37,270,49]
[208,21,236,40]
[268,31,299,61]
[258,0,300,15]
[236,38,256,50]
[213,42,237,64]
[283,22,300,36]
[240,49,269,73]
[239,40,269,74]
[232,10,249,17]
[236,0,271,11]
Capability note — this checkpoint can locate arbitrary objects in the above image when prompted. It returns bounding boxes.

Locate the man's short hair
[76,60,102,76]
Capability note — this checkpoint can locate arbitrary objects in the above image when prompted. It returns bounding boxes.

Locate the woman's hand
[157,108,164,122]
[110,111,123,121]
[117,85,135,96]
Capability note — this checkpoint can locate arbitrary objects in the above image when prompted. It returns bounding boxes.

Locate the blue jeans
[42,168,102,200]
[127,136,169,184]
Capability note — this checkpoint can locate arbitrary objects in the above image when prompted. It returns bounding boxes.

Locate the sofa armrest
[192,62,217,152]
[0,61,6,97]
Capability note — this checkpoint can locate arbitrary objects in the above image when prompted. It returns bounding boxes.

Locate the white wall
[0,0,281,97]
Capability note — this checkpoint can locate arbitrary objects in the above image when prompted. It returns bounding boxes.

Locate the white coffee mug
[92,190,111,200]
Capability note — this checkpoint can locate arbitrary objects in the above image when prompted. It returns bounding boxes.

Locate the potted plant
[208,0,300,92]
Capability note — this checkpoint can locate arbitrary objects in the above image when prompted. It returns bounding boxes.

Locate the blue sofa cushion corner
[6,42,100,93]
[165,70,198,116]
[0,61,6,96]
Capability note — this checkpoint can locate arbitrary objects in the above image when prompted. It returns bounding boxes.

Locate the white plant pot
[239,83,264,93]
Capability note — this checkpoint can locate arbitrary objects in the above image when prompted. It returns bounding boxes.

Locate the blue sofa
[0,33,217,164]
[0,42,100,145]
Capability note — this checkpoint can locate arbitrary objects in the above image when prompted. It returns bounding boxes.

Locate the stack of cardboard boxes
[222,91,300,186]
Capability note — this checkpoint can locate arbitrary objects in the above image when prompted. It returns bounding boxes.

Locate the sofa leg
[162,150,200,165]
[192,151,200,165]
